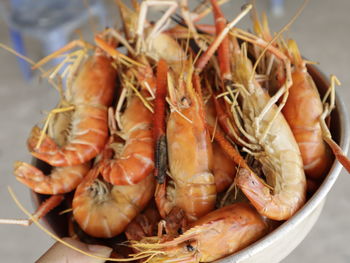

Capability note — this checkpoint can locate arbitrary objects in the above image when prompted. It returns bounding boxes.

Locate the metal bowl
[32,65,349,262]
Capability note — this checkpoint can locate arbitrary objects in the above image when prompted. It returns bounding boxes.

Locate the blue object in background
[270,0,285,16]
[9,28,32,80]
[8,0,31,80]
[2,0,107,80]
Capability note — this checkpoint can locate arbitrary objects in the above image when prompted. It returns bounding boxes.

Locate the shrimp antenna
[0,43,37,69]
[0,42,65,92]
[250,0,309,82]
[195,3,253,74]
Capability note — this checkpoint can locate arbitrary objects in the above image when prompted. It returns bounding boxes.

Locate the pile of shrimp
[6,0,350,262]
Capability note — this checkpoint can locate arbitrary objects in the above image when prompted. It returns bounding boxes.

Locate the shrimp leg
[154,59,168,184]
[320,75,350,173]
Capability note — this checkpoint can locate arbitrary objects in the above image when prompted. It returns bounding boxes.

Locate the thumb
[36,237,112,263]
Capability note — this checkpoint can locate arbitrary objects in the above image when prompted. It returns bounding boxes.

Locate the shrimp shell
[282,40,333,180]
[102,90,154,185]
[14,161,90,195]
[72,164,155,238]
[29,53,117,167]
[132,203,268,263]
[234,52,306,220]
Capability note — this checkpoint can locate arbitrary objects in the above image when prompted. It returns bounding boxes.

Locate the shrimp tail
[14,161,90,195]
[28,126,58,156]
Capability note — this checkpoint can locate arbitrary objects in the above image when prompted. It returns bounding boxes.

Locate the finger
[36,237,112,263]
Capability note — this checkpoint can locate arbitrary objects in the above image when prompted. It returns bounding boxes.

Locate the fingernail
[87,244,113,255]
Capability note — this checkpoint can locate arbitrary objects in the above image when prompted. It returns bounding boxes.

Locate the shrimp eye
[180,97,191,107]
[186,244,194,252]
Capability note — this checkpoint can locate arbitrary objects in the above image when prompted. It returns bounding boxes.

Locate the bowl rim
[217,65,350,262]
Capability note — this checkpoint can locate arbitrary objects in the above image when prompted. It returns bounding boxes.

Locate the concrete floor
[0,0,350,262]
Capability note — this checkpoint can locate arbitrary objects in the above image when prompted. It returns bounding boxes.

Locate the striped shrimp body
[72,163,155,238]
[29,39,117,167]
[15,89,91,194]
[101,88,154,185]
[233,49,306,220]
[132,203,268,263]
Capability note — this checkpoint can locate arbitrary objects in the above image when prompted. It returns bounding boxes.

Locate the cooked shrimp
[197,0,306,221]
[248,10,329,181]
[132,203,268,263]
[101,87,154,185]
[281,39,333,180]
[14,161,90,195]
[165,64,216,222]
[232,47,306,220]
[72,162,155,238]
[155,3,254,221]
[29,37,117,167]
[15,82,91,194]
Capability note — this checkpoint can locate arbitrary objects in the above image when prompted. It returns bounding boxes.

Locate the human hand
[36,237,112,263]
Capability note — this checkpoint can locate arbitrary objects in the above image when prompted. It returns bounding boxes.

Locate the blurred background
[0,0,350,262]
